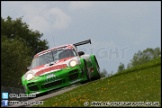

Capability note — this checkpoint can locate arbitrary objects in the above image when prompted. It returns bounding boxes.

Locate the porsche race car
[21,39,101,95]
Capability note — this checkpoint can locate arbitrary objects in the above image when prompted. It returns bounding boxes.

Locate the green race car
[21,39,101,96]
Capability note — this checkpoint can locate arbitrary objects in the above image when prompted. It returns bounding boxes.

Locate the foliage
[117,62,125,72]
[129,47,161,67]
[114,56,161,76]
[1,16,49,88]
[1,36,31,88]
[1,16,49,57]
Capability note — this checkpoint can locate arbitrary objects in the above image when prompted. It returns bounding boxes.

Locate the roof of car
[34,44,75,58]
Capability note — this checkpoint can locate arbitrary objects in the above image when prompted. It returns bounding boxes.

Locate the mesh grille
[42,80,62,89]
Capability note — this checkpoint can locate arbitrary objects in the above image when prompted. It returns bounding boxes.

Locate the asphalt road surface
[8,78,105,107]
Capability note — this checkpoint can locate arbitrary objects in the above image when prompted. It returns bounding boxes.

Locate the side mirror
[27,66,31,71]
[78,51,85,56]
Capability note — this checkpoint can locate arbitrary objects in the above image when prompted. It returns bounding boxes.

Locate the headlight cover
[25,71,35,81]
[69,60,77,67]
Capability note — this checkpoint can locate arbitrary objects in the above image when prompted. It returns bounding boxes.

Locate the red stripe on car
[35,64,67,76]
[32,64,45,70]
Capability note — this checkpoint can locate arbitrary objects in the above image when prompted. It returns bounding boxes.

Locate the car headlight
[69,60,77,67]
[25,71,35,80]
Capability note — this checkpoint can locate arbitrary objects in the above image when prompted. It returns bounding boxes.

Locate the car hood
[26,56,79,76]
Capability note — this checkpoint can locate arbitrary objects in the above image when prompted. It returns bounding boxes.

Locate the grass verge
[35,58,161,107]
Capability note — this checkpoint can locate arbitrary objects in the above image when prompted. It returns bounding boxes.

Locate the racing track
[9,78,105,107]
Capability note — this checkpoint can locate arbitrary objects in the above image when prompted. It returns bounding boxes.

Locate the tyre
[91,55,101,80]
[81,60,91,84]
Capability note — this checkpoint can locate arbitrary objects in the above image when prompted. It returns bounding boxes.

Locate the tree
[1,16,49,88]
[127,62,133,69]
[130,47,161,67]
[1,16,49,57]
[153,47,161,59]
[1,36,31,88]
[100,69,108,78]
[118,63,125,72]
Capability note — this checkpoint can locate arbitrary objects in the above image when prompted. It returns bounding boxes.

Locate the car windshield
[31,47,77,69]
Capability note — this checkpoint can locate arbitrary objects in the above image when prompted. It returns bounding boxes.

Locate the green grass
[36,58,161,107]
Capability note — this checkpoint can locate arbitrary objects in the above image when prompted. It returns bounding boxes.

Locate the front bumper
[22,65,87,95]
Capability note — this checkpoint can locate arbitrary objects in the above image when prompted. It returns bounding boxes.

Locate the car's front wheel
[81,60,91,84]
[91,55,101,80]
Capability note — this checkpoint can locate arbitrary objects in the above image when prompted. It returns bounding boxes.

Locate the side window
[73,46,78,56]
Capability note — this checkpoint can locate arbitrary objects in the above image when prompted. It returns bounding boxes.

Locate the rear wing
[73,39,91,47]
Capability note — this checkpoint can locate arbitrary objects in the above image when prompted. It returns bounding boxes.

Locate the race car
[21,39,101,95]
